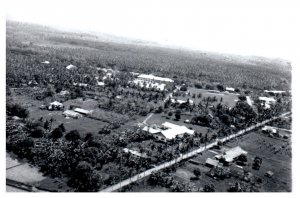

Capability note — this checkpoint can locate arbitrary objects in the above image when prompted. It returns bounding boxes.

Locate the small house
[259,96,276,109]
[226,87,235,92]
[48,101,64,110]
[74,108,92,116]
[63,110,82,119]
[216,146,248,165]
[205,158,221,168]
[66,64,77,70]
[262,126,277,134]
[265,171,274,178]
[143,122,195,142]
[41,61,50,64]
[97,81,105,86]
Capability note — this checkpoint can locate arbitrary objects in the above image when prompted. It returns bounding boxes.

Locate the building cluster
[132,74,174,91]
[259,96,276,109]
[205,146,248,168]
[142,122,194,142]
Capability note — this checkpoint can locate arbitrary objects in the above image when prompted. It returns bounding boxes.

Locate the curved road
[101,112,291,192]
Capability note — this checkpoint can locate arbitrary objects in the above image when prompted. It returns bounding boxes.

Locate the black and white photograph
[2,0,299,194]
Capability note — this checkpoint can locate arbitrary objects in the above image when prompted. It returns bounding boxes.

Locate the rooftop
[63,110,82,117]
[171,98,193,104]
[264,90,285,94]
[161,122,194,139]
[259,96,276,103]
[97,81,105,86]
[138,74,174,82]
[226,87,235,92]
[216,146,247,163]
[74,108,92,115]
[205,158,221,167]
[41,61,50,64]
[66,64,77,70]
[143,122,194,140]
[50,101,63,106]
[262,126,277,133]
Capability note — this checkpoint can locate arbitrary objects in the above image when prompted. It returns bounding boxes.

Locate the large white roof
[226,87,235,92]
[63,110,82,117]
[262,126,277,133]
[138,74,174,82]
[74,108,91,115]
[217,146,247,163]
[259,96,276,103]
[143,122,194,140]
[264,90,285,94]
[161,122,194,139]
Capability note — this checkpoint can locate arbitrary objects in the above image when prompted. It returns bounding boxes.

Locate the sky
[5,0,299,60]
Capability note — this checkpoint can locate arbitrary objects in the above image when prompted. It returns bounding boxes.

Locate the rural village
[6,21,292,192]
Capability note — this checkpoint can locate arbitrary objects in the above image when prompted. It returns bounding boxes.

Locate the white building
[63,110,82,118]
[225,87,235,92]
[264,90,285,94]
[66,64,77,70]
[137,74,174,83]
[205,158,222,168]
[131,74,173,91]
[97,81,105,86]
[262,126,277,134]
[259,96,276,109]
[74,108,92,115]
[143,122,194,142]
[215,146,247,164]
[59,90,70,96]
[48,101,64,110]
[41,61,50,64]
[123,148,148,158]
[171,98,193,105]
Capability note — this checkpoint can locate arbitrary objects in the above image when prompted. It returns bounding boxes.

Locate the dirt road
[101,112,291,192]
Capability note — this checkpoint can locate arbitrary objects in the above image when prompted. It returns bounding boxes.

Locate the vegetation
[6,21,292,192]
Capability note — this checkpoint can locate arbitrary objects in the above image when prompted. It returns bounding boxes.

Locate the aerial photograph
[5,0,295,193]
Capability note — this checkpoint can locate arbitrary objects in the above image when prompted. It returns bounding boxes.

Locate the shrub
[6,103,29,118]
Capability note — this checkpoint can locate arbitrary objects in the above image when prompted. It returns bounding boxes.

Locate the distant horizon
[6,0,297,61]
[6,19,292,63]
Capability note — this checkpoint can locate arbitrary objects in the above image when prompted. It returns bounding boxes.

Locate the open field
[171,129,291,192]
[9,92,108,136]
[6,153,46,184]
[226,131,291,192]
[176,88,239,108]
[6,185,28,192]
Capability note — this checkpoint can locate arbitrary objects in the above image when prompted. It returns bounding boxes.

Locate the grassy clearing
[6,154,46,184]
[226,131,291,192]
[6,152,22,169]
[175,88,239,108]
[35,177,72,192]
